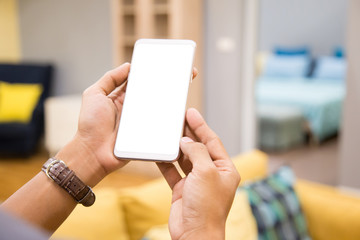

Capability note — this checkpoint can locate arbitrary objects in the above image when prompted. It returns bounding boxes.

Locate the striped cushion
[242,166,310,240]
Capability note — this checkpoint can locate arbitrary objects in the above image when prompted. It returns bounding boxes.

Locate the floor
[0,137,340,201]
[266,136,339,186]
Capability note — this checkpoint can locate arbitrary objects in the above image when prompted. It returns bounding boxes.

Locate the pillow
[242,166,310,240]
[312,56,347,80]
[274,46,310,56]
[118,178,172,240]
[53,188,129,240]
[232,150,268,185]
[226,190,258,240]
[0,81,43,123]
[295,180,360,240]
[141,224,170,240]
[263,55,311,78]
[141,191,258,240]
[333,46,345,58]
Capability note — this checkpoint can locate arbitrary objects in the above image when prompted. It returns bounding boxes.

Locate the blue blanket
[256,77,345,141]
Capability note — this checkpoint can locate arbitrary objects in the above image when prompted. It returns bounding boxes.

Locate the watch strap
[42,158,95,207]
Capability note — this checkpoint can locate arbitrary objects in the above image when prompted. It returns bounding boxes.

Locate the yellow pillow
[295,180,360,240]
[142,191,258,240]
[118,178,172,240]
[226,190,258,240]
[232,150,268,185]
[52,188,129,240]
[0,81,43,123]
[141,224,170,240]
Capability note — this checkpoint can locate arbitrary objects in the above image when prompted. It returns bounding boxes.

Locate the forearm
[1,136,105,233]
[1,171,77,232]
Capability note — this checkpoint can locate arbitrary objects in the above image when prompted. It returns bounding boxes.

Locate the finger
[91,63,130,95]
[157,162,182,190]
[186,108,229,160]
[108,81,127,100]
[180,137,213,167]
[108,81,128,110]
[183,122,198,142]
[177,154,192,176]
[178,124,195,175]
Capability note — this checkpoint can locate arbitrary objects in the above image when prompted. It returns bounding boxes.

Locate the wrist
[55,135,106,188]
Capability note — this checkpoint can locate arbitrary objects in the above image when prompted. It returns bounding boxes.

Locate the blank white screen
[115,40,195,159]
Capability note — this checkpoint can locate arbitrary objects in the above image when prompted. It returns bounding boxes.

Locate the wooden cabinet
[112,0,203,112]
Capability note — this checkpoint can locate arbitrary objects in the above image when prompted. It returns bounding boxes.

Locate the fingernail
[181,137,194,143]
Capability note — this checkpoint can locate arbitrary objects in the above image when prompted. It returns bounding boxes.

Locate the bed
[256,50,346,143]
[256,77,345,142]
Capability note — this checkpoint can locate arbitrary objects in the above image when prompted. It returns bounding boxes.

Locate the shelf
[123,35,136,46]
[123,5,135,15]
[113,0,203,112]
[155,14,168,38]
[123,0,134,5]
[123,15,135,36]
[154,4,168,15]
[154,0,167,4]
[124,46,134,62]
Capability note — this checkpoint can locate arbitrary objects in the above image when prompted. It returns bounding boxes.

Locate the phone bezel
[113,38,196,162]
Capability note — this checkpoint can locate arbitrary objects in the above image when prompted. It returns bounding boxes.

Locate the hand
[157,108,241,240]
[56,63,131,187]
[57,63,199,187]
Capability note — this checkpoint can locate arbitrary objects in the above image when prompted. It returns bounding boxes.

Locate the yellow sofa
[52,151,360,240]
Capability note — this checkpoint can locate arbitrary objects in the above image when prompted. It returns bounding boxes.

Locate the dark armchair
[0,64,53,156]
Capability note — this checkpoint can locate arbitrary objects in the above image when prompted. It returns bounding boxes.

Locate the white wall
[339,0,360,189]
[259,0,348,56]
[18,0,113,96]
[204,0,257,156]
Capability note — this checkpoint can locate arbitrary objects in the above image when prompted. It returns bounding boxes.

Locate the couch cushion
[0,122,35,139]
[242,166,310,240]
[0,123,37,155]
[119,178,172,240]
[232,150,268,185]
[52,188,129,240]
[141,190,258,240]
[295,180,360,240]
[226,190,258,240]
[0,64,52,101]
[0,81,42,123]
[141,224,170,240]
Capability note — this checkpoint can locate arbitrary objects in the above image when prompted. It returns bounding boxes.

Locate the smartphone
[114,39,196,162]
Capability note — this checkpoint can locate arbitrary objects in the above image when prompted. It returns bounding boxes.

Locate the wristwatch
[42,158,96,207]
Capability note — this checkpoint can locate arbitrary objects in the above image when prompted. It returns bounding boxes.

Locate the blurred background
[0,0,359,231]
[2,0,360,239]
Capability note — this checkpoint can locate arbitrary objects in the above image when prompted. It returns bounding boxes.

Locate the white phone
[114,39,196,162]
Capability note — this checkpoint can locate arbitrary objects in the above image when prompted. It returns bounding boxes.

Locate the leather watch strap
[42,158,95,207]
